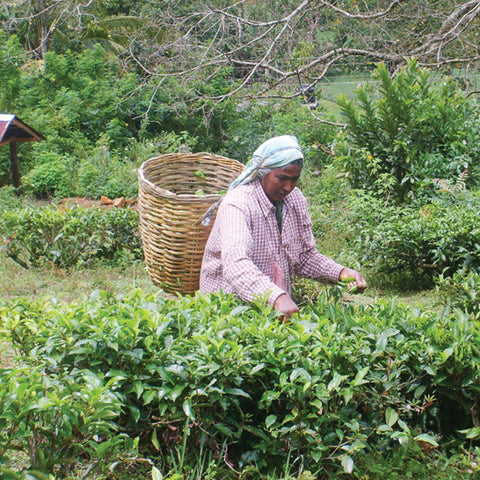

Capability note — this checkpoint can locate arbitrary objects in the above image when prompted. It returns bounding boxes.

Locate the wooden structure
[0,114,46,187]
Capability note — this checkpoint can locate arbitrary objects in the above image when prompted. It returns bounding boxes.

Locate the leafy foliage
[336,60,480,203]
[2,4,480,478]
[16,47,143,155]
[0,205,142,269]
[436,271,480,319]
[0,46,234,184]
[0,186,25,214]
[221,98,338,168]
[0,33,26,112]
[341,190,480,289]
[0,365,132,474]
[1,290,479,476]
[77,147,138,200]
[21,154,78,199]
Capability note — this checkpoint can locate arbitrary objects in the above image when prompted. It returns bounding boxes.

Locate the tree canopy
[3,0,480,105]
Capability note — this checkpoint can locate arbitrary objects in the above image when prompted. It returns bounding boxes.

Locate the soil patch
[58,196,137,209]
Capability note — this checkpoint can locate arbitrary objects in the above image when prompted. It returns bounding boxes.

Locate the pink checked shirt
[199,179,345,305]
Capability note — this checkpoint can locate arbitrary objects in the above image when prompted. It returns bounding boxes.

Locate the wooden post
[10,141,21,188]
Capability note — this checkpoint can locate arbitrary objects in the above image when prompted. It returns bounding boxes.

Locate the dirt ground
[58,196,137,209]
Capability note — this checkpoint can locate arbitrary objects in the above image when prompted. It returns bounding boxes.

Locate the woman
[200,135,366,318]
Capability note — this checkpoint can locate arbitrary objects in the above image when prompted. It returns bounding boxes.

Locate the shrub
[221,97,338,168]
[76,130,202,200]
[77,147,139,200]
[0,205,142,269]
[0,365,132,475]
[150,130,199,155]
[0,150,10,185]
[0,186,25,214]
[340,190,480,289]
[22,154,78,199]
[0,32,25,112]
[436,271,480,319]
[336,59,480,203]
[2,290,479,476]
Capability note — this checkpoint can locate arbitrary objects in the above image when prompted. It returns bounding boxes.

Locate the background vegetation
[1,1,480,479]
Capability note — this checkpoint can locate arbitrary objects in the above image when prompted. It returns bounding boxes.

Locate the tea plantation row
[1,289,479,478]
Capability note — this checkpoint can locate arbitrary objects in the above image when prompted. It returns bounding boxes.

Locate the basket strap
[201,199,221,226]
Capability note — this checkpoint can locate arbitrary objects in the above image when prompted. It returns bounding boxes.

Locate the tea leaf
[341,455,354,473]
[385,407,398,427]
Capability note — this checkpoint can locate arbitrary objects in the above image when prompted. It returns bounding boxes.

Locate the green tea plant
[338,189,480,289]
[0,364,136,475]
[336,59,480,203]
[21,154,78,199]
[436,271,480,319]
[0,186,25,214]
[77,147,138,200]
[2,289,479,477]
[0,205,142,269]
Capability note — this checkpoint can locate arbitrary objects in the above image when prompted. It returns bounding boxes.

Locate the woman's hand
[273,293,299,321]
[339,267,367,292]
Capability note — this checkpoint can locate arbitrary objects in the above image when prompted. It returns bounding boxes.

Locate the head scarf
[202,135,304,226]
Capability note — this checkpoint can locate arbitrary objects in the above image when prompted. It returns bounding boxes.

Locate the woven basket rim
[138,152,243,200]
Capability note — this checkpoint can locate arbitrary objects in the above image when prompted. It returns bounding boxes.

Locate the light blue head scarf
[202,135,304,226]
[229,135,304,189]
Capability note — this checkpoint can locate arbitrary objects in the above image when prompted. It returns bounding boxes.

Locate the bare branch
[318,0,405,20]
[140,1,479,106]
[5,0,480,109]
[411,0,480,59]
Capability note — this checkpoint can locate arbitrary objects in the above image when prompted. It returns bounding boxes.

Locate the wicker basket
[138,153,244,295]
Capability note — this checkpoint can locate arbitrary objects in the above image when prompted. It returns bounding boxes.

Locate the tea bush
[331,189,480,289]
[0,205,142,269]
[22,153,78,199]
[0,186,25,214]
[77,147,138,200]
[436,271,480,319]
[1,289,479,477]
[0,365,134,475]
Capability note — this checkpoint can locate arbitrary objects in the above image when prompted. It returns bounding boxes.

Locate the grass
[0,254,160,304]
[0,249,442,312]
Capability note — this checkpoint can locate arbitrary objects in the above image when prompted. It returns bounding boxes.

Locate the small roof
[0,114,46,147]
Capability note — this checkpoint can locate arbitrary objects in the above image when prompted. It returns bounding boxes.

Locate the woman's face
[260,163,302,203]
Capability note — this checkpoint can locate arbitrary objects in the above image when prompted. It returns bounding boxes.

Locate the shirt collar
[252,179,275,217]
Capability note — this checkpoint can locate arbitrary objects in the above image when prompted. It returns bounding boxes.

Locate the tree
[4,1,479,106]
[3,0,479,127]
[336,60,480,203]
[132,0,480,104]
[2,0,149,59]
